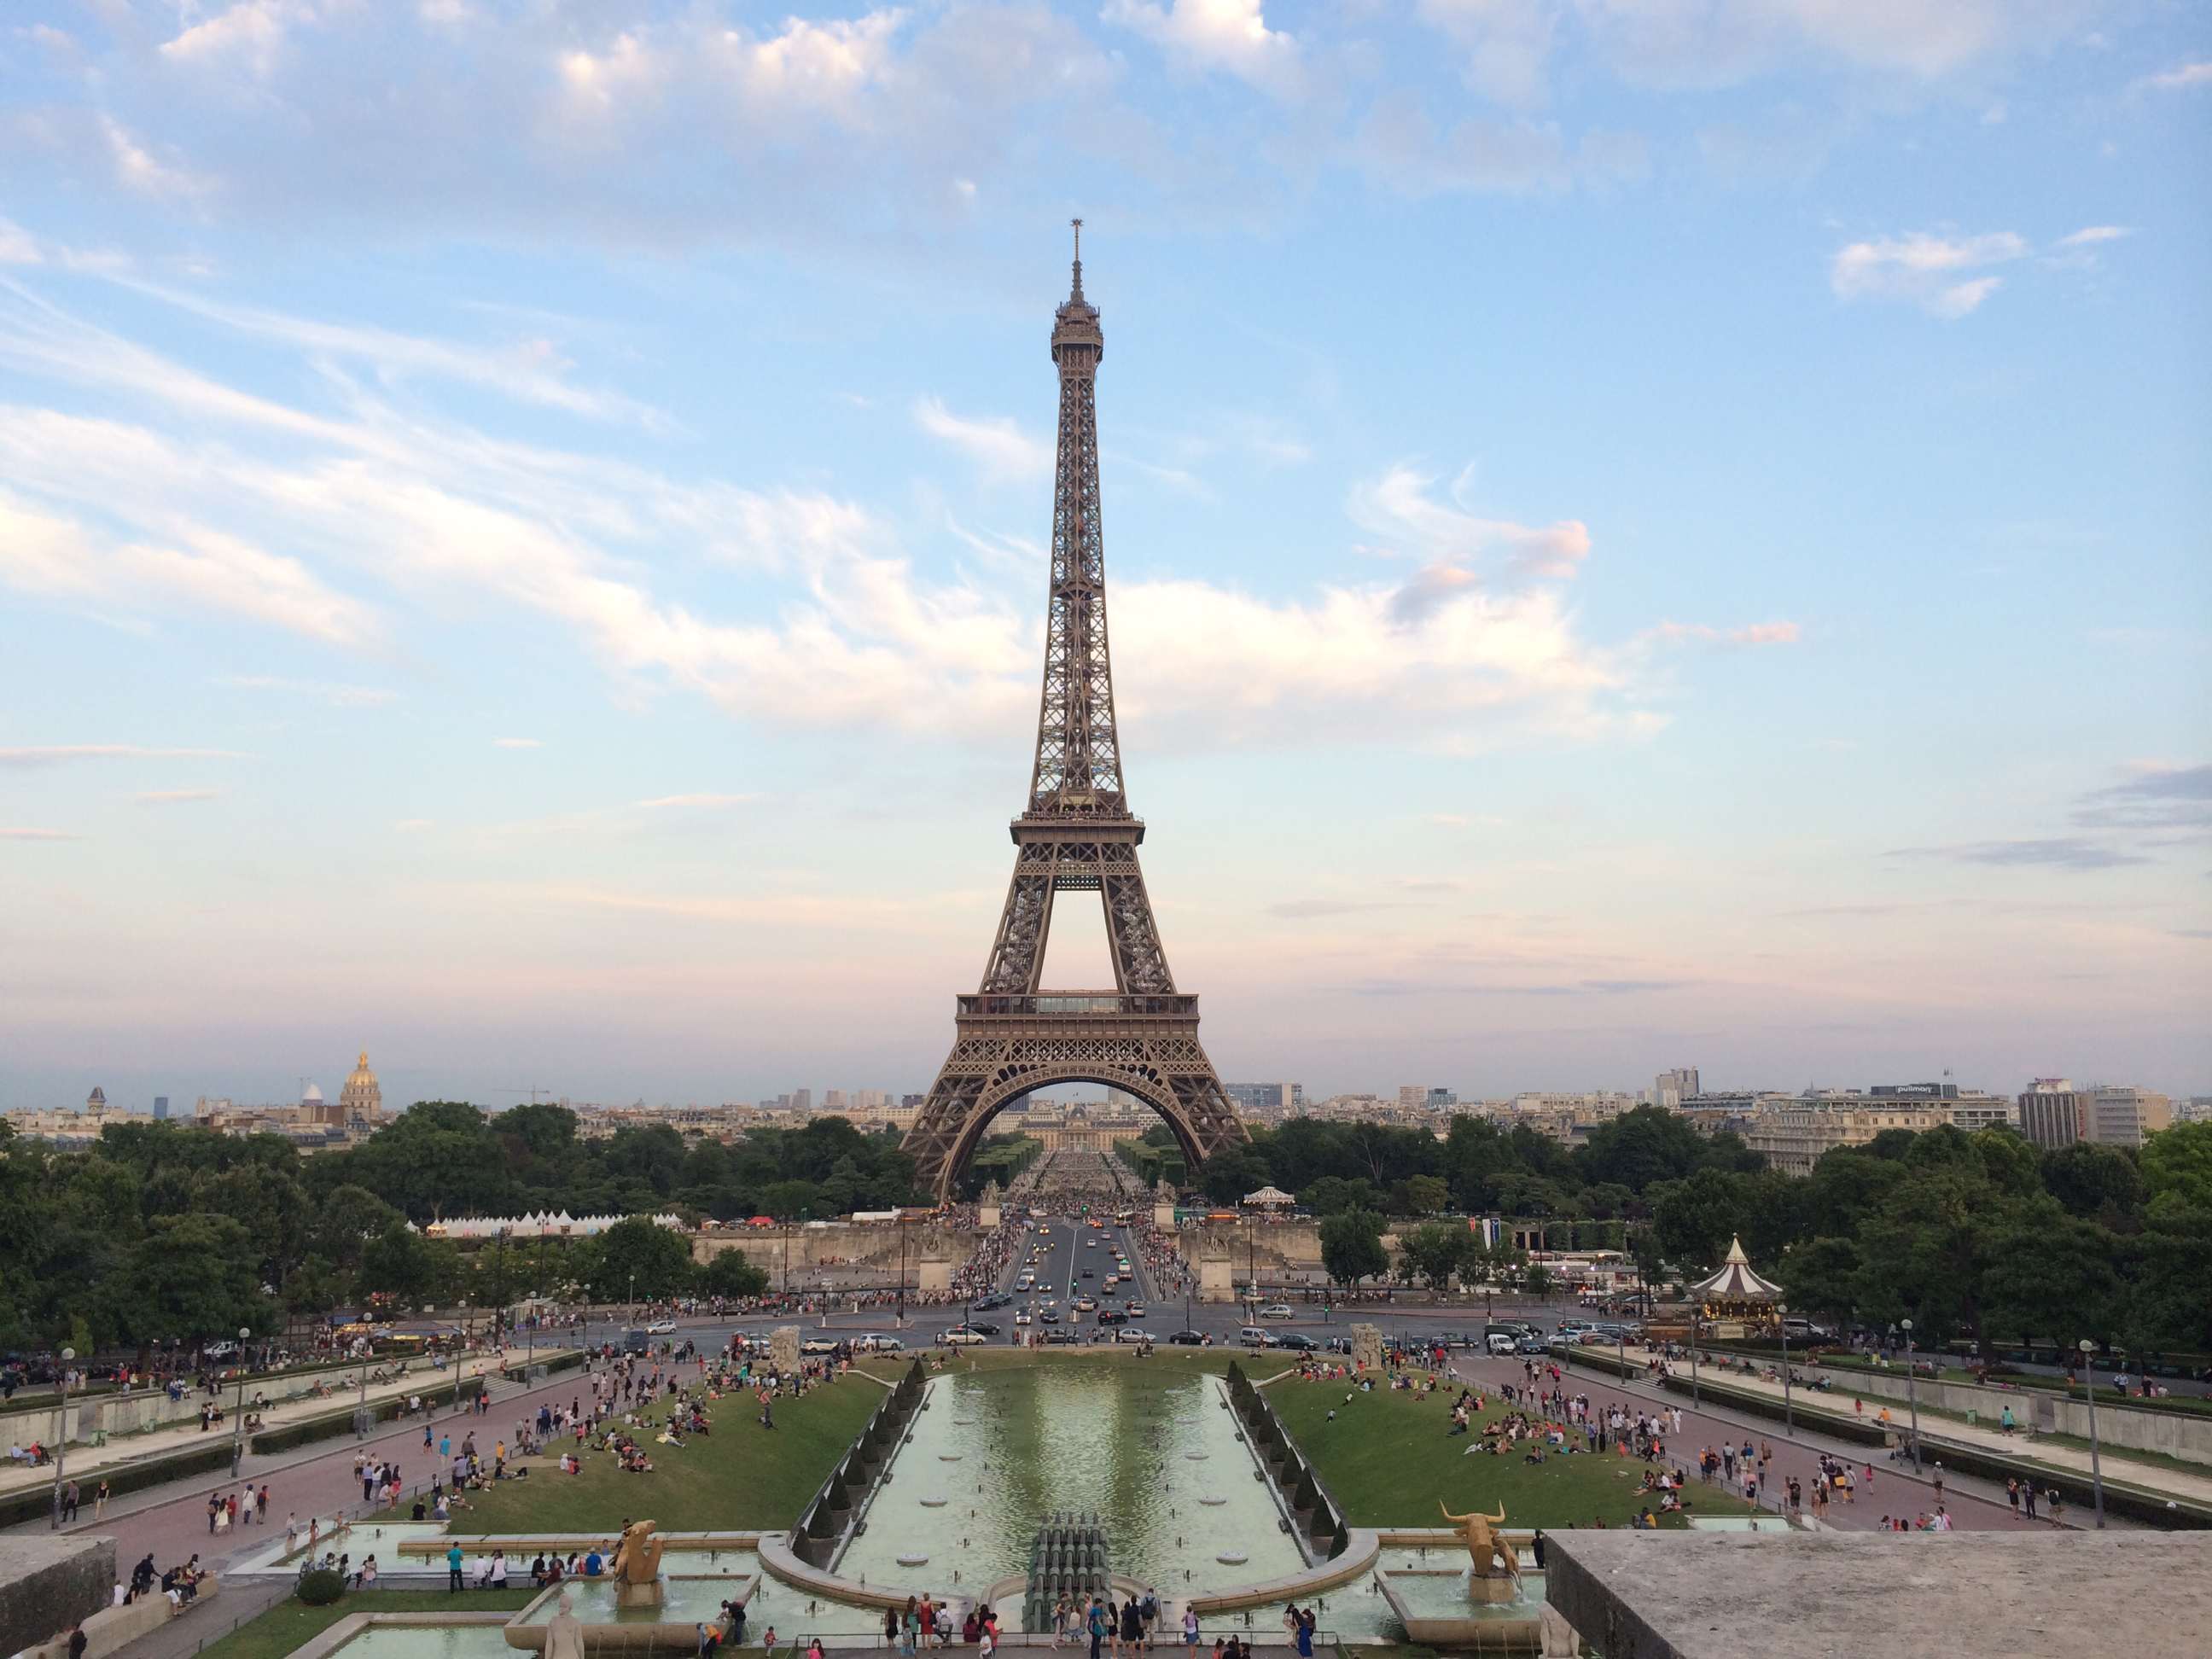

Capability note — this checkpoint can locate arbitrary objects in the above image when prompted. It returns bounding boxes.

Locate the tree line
[1195,1109,2212,1359]
[0,1103,918,1354]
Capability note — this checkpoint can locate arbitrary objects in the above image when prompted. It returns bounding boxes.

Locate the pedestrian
[2005,1477,2020,1516]
[1931,1463,1945,1503]
[1182,1608,1198,1650]
[207,1493,220,1534]
[94,1481,109,1521]
[2023,1484,2039,1521]
[1089,1598,1107,1659]
[448,1541,466,1592]
[63,1480,79,1522]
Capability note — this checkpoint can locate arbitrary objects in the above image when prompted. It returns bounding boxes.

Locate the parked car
[1273,1333,1320,1353]
[940,1327,988,1346]
[1167,1330,1207,1346]
[1115,1328,1155,1344]
[1485,1332,1519,1356]
[1238,1327,1274,1347]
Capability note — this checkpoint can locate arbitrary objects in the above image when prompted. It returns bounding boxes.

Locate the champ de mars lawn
[1266,1372,1759,1531]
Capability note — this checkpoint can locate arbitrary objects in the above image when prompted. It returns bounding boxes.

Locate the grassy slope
[451,1371,884,1535]
[1267,1376,1760,1531]
[192,1590,538,1659]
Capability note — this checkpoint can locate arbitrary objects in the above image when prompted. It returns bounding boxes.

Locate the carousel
[1686,1235,1784,1339]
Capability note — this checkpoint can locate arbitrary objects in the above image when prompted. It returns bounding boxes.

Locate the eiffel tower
[903,225,1250,1202]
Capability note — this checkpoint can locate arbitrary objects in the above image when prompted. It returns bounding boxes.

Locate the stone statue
[1441,1499,1522,1592]
[1350,1323,1383,1372]
[769,1324,801,1377]
[544,1592,586,1659]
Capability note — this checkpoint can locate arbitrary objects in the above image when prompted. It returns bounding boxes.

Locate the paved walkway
[1442,1349,2052,1533]
[2,1347,575,1505]
[1626,1346,2212,1505]
[8,1353,614,1577]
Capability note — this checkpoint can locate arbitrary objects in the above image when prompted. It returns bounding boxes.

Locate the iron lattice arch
[903,228,1249,1202]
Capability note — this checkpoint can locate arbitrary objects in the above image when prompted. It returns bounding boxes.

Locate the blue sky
[2,1,2207,1113]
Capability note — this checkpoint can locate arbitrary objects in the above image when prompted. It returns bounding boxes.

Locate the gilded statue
[1440,1499,1522,1586]
[609,1519,665,1586]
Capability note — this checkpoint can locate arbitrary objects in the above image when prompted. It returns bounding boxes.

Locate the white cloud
[0,276,1718,760]
[1103,0,1305,100]
[137,789,222,805]
[214,675,396,707]
[0,746,247,768]
[100,117,209,203]
[160,2,306,79]
[0,487,377,644]
[2056,225,2132,247]
[493,737,544,749]
[1355,90,1648,195]
[1643,620,1803,648]
[913,397,1053,482]
[1830,230,2029,317]
[1415,0,1559,108]
[2137,61,2212,92]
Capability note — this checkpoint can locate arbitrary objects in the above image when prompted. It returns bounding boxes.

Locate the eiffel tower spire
[1029,217,1122,819]
[901,229,1249,1202]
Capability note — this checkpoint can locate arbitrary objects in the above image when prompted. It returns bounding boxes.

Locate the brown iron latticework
[903,224,1250,1202]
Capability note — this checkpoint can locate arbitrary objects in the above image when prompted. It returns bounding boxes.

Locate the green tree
[1393,1174,1450,1216]
[591,1216,697,1300]
[1396,1221,1468,1291]
[360,1220,445,1302]
[1301,1176,1379,1216]
[1319,1208,1389,1286]
[1773,1235,1863,1326]
[2140,1121,2212,1214]
[2040,1143,2145,1221]
[122,1214,271,1345]
[701,1250,771,1298]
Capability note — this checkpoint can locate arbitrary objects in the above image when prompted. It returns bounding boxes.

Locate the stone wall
[692,1224,980,1282]
[0,1535,116,1659]
[1796,1360,2212,1466]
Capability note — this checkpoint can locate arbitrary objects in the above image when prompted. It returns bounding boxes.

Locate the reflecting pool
[835,1364,1304,1607]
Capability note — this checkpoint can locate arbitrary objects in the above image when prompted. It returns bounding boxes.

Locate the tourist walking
[94,1481,109,1521]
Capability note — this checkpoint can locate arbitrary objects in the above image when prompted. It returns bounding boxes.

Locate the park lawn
[193,1589,538,1659]
[1266,1377,1760,1532]
[451,1371,885,1534]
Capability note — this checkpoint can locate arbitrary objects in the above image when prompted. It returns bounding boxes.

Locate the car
[800,1336,841,1354]
[859,1335,905,1353]
[1115,1327,1155,1344]
[966,1320,1004,1336]
[940,1327,988,1346]
[1081,1269,1094,1278]
[1260,1304,1296,1319]
[1516,1336,1548,1354]
[974,1293,1009,1311]
[1324,1335,1354,1354]
[645,1319,678,1336]
[1039,1310,1060,1324]
[1238,1326,1274,1347]
[1086,1240,1097,1249]
[1014,1311,1033,1326]
[1096,1309,1125,1325]
[1125,1303,1145,1316]
[1485,1332,1519,1356]
[1167,1330,1207,1346]
[1074,1296,1097,1312]
[203,1339,241,1359]
[1272,1332,1320,1352]
[1045,1328,1080,1344]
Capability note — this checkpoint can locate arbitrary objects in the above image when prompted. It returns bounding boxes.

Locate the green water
[835,1365,1305,1607]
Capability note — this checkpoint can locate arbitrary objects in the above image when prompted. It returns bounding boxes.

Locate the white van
[1239,1326,1273,1348]
[1485,1332,1519,1356]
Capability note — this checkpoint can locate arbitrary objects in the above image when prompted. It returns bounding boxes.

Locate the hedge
[251,1377,484,1455]
[0,1439,234,1528]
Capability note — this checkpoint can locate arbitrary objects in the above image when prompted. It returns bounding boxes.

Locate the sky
[2,1,2208,1115]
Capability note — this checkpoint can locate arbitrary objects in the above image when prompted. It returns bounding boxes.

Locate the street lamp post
[1689,1307,1702,1407]
[582,1284,591,1355]
[897,1221,908,1330]
[1778,1304,1793,1434]
[49,1347,75,1529]
[2079,1337,2107,1528]
[229,1327,250,1477]
[1901,1318,1921,1473]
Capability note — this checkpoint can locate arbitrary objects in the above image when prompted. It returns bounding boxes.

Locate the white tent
[1241,1185,1296,1209]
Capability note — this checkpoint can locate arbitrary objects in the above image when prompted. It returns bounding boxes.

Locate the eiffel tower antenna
[903,230,1249,1202]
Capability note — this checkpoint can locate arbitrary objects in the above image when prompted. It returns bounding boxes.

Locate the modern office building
[153,1094,169,1120]
[2018,1080,2091,1148]
[2087,1086,2172,1149]
[1654,1067,1702,1109]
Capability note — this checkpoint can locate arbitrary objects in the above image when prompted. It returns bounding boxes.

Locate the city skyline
[3,3,2208,1107]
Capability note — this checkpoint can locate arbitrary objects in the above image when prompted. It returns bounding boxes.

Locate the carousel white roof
[1688,1235,1784,1301]
[1242,1185,1296,1208]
